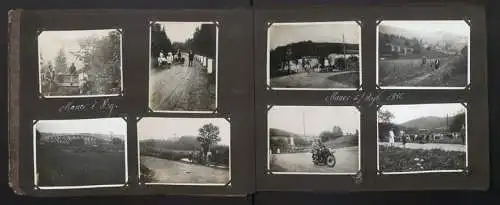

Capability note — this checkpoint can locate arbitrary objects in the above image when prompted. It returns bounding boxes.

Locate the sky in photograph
[380,20,469,36]
[269,22,360,50]
[35,118,127,136]
[268,106,360,136]
[380,103,466,124]
[137,117,230,146]
[38,29,117,70]
[157,22,207,43]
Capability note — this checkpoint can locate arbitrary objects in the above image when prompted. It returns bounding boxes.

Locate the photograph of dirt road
[149,22,217,112]
[268,106,360,174]
[38,29,123,97]
[267,22,361,89]
[138,117,230,185]
[377,20,469,88]
[378,103,467,174]
[35,118,126,187]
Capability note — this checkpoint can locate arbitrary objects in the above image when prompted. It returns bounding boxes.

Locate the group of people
[42,63,91,95]
[387,129,436,147]
[157,50,195,68]
[421,56,441,70]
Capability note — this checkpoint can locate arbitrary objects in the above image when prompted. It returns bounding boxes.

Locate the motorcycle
[311,143,337,167]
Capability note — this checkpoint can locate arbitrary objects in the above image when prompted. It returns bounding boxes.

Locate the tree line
[150,23,216,60]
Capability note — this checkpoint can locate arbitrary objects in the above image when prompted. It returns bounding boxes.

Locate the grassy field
[37,144,126,186]
[378,56,467,87]
[379,145,466,172]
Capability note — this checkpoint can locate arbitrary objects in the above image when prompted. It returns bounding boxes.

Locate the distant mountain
[399,116,449,130]
[379,25,467,48]
[140,136,200,151]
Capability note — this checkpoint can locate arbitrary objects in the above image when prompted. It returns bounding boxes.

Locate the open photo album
[8,4,489,197]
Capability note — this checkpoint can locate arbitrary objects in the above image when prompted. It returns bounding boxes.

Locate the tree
[449,112,466,133]
[378,110,395,123]
[54,48,68,73]
[196,123,221,161]
[150,23,173,59]
[331,126,344,138]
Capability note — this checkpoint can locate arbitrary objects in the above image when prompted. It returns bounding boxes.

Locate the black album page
[8,9,255,197]
[254,4,489,192]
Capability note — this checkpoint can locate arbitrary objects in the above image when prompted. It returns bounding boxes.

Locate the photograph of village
[149,22,217,112]
[268,106,360,174]
[38,29,122,97]
[138,117,230,185]
[378,103,467,173]
[35,118,126,187]
[267,22,361,89]
[377,20,469,88]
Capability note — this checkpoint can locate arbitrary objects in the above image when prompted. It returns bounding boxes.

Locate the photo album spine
[8,9,23,195]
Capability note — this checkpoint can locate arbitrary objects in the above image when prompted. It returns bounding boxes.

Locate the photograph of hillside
[268,22,360,89]
[378,20,469,87]
[268,106,360,174]
[138,117,230,185]
[378,103,467,173]
[35,118,126,187]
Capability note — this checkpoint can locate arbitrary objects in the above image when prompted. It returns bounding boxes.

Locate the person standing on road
[188,50,194,67]
[388,129,395,146]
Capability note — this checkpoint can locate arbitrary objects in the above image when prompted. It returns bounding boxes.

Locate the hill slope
[400,116,448,130]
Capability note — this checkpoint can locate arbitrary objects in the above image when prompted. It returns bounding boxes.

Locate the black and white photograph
[149,22,218,112]
[267,22,361,90]
[267,106,360,174]
[377,103,467,174]
[34,118,127,188]
[138,117,230,185]
[377,20,469,88]
[38,29,123,97]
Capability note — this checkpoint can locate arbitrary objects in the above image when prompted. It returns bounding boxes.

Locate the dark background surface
[3,0,499,204]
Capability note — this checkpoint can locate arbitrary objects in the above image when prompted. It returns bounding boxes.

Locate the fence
[194,54,215,74]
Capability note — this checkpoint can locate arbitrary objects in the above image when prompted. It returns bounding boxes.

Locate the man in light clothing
[78,69,89,95]
[388,129,395,146]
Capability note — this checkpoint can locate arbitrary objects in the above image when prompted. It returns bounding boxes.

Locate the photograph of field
[38,29,122,97]
[377,20,469,88]
[35,118,126,187]
[268,106,360,174]
[378,103,467,173]
[138,117,230,185]
[149,22,217,112]
[268,22,361,89]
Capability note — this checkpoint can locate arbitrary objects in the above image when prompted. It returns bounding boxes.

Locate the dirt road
[141,156,229,184]
[149,57,215,111]
[270,146,359,173]
[379,142,466,152]
[270,71,358,88]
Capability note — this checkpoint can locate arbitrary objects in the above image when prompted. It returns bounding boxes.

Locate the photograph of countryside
[149,22,217,112]
[38,29,122,97]
[378,20,469,87]
[268,106,360,174]
[138,118,230,184]
[378,103,467,173]
[35,118,126,187]
[268,22,361,89]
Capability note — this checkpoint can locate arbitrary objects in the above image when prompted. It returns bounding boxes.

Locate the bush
[139,163,156,183]
[379,145,466,172]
